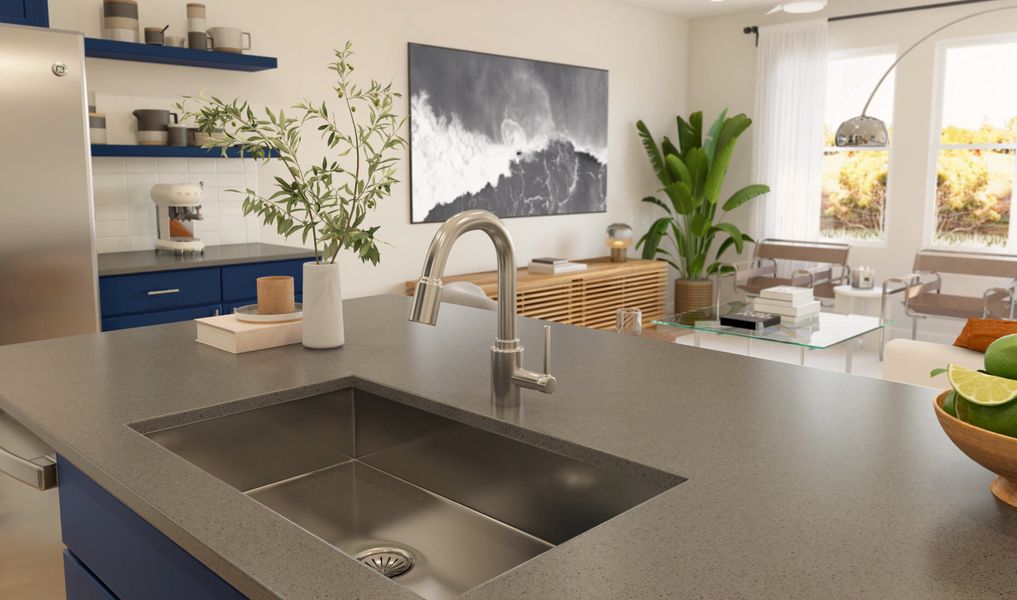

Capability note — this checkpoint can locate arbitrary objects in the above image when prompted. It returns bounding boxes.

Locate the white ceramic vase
[302,262,344,349]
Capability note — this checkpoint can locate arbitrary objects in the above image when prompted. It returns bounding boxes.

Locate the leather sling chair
[880,249,1017,359]
[716,238,851,304]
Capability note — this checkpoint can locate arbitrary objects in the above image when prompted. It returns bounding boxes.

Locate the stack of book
[753,286,821,327]
[527,257,588,274]
[195,315,302,354]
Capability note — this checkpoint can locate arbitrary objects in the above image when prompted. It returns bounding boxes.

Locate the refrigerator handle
[0,444,57,490]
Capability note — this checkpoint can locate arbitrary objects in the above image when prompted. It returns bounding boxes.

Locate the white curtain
[752,20,828,241]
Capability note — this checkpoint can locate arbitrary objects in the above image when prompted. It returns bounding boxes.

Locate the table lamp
[607,223,633,263]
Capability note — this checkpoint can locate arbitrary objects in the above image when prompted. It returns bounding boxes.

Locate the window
[821,50,896,241]
[931,39,1017,249]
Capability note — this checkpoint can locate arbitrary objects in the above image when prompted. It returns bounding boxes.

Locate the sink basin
[142,387,682,600]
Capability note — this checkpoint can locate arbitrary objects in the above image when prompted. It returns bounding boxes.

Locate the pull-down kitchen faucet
[408,210,556,406]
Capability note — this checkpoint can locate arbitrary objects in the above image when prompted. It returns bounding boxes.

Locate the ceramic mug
[144,27,166,46]
[187,31,212,50]
[165,35,185,48]
[132,109,178,131]
[167,125,188,147]
[207,27,251,53]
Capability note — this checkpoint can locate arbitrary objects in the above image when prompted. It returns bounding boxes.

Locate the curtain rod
[742,0,1003,45]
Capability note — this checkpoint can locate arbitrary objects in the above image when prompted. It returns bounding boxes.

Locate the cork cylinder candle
[255,276,295,315]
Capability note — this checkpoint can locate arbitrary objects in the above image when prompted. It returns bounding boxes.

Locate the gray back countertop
[0,294,1014,599]
[97,243,316,276]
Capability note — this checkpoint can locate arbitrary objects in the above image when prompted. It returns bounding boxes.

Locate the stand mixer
[151,183,205,254]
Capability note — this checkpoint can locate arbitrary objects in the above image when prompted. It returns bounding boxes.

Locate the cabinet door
[101,304,221,331]
[59,458,247,600]
[64,551,118,600]
[221,259,305,302]
[0,0,49,27]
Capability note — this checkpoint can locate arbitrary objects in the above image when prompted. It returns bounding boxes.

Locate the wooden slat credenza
[404,258,668,330]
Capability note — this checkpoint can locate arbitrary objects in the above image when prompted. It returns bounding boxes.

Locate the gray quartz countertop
[1,294,1015,599]
[96,243,315,276]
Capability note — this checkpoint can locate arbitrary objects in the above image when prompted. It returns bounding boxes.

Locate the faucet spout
[408,210,557,407]
[408,210,518,343]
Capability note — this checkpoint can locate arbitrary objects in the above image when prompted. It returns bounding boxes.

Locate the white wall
[688,0,1017,342]
[50,0,689,298]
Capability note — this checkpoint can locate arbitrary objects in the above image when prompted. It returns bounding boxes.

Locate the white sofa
[882,338,983,388]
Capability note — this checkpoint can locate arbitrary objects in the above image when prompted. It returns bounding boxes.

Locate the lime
[948,364,1017,406]
[942,390,958,418]
[985,334,1017,380]
[954,393,1017,437]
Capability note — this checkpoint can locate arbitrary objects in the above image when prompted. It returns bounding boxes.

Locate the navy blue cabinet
[64,551,118,600]
[0,0,48,27]
[59,457,247,600]
[99,259,306,331]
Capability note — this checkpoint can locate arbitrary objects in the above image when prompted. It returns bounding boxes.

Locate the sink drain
[355,546,414,578]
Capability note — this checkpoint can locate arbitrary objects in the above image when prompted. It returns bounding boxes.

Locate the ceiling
[615,0,785,18]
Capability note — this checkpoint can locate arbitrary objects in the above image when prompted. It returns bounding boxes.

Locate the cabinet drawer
[221,259,305,301]
[59,458,246,600]
[100,269,221,317]
[64,550,118,600]
[102,304,220,331]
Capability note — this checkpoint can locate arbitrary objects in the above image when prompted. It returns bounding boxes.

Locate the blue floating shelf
[90,144,278,159]
[84,38,277,72]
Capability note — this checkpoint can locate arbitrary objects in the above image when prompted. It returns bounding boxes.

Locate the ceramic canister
[144,27,166,46]
[186,3,206,31]
[89,113,107,145]
[102,0,138,33]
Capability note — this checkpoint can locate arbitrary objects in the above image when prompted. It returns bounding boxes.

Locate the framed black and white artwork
[408,43,608,224]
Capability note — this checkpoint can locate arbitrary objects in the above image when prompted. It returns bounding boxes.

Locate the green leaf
[641,196,672,215]
[636,121,670,185]
[690,214,710,237]
[684,148,708,199]
[722,184,769,212]
[714,236,738,260]
[664,154,692,189]
[637,217,671,260]
[661,137,681,162]
[711,223,745,254]
[703,109,729,164]
[663,181,695,214]
[930,367,948,378]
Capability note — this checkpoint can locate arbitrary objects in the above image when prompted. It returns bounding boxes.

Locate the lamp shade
[835,115,889,148]
[606,223,633,262]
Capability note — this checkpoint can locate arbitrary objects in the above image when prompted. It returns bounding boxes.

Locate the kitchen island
[0,294,1014,599]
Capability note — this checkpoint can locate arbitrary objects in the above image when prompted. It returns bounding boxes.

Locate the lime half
[948,364,1017,407]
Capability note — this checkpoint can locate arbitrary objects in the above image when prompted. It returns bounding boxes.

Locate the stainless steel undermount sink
[141,387,682,600]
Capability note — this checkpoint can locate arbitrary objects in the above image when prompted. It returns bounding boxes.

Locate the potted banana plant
[635,110,769,313]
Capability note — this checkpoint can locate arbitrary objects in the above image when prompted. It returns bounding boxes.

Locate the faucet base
[491,342,523,407]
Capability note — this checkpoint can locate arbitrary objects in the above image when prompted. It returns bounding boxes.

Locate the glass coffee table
[653,300,891,374]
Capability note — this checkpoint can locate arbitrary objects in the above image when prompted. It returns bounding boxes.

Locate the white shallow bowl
[233,303,303,323]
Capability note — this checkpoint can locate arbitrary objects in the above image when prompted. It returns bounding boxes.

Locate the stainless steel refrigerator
[0,23,100,599]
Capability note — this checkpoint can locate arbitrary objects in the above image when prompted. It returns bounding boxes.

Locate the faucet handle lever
[543,325,551,375]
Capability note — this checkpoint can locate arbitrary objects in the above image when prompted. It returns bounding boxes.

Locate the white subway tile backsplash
[92,157,259,253]
[94,204,129,222]
[93,172,126,189]
[92,157,124,173]
[130,235,155,251]
[157,158,188,173]
[95,237,131,253]
[95,220,129,237]
[219,229,248,245]
[93,187,127,206]
[216,157,244,173]
[124,157,158,173]
[217,173,244,189]
[187,158,216,173]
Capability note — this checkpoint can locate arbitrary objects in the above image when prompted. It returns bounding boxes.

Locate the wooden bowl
[934,391,1017,508]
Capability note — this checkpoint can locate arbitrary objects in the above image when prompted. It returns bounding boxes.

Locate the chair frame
[880,249,1017,358]
[715,238,851,304]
